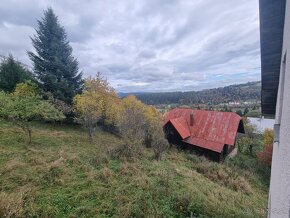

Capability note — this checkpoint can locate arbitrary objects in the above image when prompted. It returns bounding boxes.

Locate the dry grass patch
[0,186,35,217]
[195,161,253,194]
[2,158,27,173]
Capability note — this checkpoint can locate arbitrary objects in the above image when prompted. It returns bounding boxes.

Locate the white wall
[248,117,274,133]
[268,0,290,217]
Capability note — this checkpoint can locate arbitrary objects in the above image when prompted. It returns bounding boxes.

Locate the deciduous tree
[115,95,168,161]
[0,81,64,143]
[73,73,119,141]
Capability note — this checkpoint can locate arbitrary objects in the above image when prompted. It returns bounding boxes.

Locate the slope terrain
[0,119,269,217]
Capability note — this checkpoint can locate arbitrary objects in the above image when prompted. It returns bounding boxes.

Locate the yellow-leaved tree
[143,105,169,160]
[112,95,168,161]
[263,128,274,146]
[0,81,64,143]
[73,73,120,141]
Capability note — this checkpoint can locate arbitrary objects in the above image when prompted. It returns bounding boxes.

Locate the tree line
[131,81,261,105]
[0,8,168,161]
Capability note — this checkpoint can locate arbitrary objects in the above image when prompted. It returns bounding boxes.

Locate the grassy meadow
[0,119,270,217]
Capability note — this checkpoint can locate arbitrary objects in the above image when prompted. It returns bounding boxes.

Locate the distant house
[228,101,240,106]
[163,108,245,161]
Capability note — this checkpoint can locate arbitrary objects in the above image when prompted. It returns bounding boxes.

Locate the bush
[109,142,143,161]
[150,125,169,161]
[115,96,168,161]
[237,136,253,154]
[263,128,274,146]
[256,129,274,166]
[257,145,273,166]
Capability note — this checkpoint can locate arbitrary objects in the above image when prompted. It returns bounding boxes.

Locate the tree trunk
[155,153,161,161]
[88,128,93,143]
[28,129,32,144]
[18,122,32,144]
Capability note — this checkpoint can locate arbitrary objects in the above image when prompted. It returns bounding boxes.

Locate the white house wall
[268,0,290,217]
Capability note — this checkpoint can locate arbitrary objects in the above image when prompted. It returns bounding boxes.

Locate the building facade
[260,0,290,217]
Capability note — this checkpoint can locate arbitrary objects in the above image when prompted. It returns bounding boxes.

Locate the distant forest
[125,81,261,105]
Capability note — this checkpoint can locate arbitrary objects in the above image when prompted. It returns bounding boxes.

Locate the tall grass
[0,119,269,217]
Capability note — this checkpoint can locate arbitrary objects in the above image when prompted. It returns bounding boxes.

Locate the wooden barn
[163,108,245,161]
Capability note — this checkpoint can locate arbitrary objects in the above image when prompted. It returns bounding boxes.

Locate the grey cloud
[138,50,156,59]
[0,0,260,92]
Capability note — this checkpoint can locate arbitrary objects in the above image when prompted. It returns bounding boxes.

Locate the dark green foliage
[236,110,243,116]
[244,107,249,115]
[28,8,83,104]
[0,55,33,92]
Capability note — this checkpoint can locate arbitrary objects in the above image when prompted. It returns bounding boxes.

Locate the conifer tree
[0,54,33,92]
[28,8,82,103]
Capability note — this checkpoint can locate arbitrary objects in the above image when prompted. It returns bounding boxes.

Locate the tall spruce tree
[28,8,82,103]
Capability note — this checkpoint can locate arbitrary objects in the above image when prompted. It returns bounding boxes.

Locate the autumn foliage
[73,74,168,160]
[114,95,168,160]
[0,81,64,143]
[257,129,274,166]
[257,145,273,166]
[263,128,274,146]
[73,73,120,140]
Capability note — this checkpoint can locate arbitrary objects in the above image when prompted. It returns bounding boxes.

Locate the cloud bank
[0,0,260,92]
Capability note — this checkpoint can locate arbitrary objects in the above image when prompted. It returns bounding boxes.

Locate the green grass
[0,119,270,217]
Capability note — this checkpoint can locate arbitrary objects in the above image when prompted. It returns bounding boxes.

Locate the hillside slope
[0,119,269,217]
[130,81,261,105]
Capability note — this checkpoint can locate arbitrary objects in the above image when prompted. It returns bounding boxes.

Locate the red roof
[167,117,190,139]
[164,108,244,153]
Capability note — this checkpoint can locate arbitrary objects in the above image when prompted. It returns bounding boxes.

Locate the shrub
[257,145,273,166]
[232,176,253,194]
[115,96,168,161]
[109,142,143,161]
[151,126,169,161]
[237,136,253,154]
[256,129,274,166]
[263,128,274,146]
[42,165,63,185]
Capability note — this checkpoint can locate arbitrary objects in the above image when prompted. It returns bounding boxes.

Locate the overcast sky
[0,0,260,92]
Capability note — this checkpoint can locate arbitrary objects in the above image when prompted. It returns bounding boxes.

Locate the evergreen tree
[28,8,83,103]
[0,55,33,92]
[244,107,249,116]
[236,110,243,117]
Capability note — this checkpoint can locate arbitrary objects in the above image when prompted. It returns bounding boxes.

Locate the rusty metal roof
[164,108,244,153]
[167,117,190,139]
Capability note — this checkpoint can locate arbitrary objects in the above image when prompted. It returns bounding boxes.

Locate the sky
[0,0,261,93]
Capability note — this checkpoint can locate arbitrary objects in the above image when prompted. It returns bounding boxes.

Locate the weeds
[195,160,253,194]
[0,120,269,217]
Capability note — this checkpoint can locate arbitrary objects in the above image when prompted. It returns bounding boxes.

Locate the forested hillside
[130,81,261,105]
